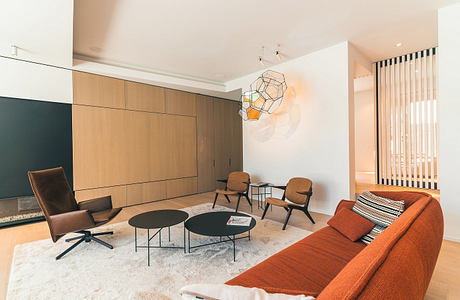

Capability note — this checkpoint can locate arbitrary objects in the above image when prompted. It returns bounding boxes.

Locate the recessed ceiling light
[396,42,402,47]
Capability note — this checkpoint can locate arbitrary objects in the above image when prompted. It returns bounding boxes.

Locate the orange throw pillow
[327,208,375,242]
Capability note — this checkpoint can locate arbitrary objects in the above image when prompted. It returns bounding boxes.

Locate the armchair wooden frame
[262,183,314,230]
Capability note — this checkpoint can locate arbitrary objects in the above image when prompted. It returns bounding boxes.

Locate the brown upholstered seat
[28,167,122,260]
[215,189,239,195]
[262,177,314,230]
[266,197,303,208]
[213,171,251,212]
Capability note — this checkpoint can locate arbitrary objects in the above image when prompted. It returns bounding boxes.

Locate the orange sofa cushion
[327,208,374,242]
[226,226,366,295]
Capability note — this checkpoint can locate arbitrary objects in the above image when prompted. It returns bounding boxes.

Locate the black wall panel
[0,97,73,198]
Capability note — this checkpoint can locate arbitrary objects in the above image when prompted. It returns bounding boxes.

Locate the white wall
[0,57,72,104]
[226,42,354,215]
[438,3,460,242]
[354,76,376,183]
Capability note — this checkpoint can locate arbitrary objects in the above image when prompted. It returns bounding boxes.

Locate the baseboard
[443,235,460,243]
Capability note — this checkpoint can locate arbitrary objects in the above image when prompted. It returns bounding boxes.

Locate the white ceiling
[74,0,459,83]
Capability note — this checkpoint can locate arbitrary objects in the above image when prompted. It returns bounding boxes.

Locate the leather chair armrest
[78,195,112,213]
[216,179,228,183]
[334,200,356,215]
[49,210,95,236]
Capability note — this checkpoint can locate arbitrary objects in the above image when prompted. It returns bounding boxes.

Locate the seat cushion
[216,189,238,195]
[91,208,121,224]
[327,208,375,242]
[266,198,302,208]
[226,226,366,295]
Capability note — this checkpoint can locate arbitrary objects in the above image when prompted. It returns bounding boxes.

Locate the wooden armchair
[213,171,251,212]
[261,177,314,230]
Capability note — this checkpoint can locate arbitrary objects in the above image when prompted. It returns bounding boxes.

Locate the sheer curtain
[376,48,438,189]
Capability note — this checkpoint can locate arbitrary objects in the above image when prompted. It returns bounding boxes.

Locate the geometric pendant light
[239,70,287,121]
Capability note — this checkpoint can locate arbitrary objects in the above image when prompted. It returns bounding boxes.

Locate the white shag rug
[7,203,311,300]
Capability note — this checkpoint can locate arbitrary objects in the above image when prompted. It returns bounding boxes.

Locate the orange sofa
[226,191,443,299]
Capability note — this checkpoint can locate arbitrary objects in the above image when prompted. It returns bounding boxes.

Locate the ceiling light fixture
[396,42,402,47]
[11,45,18,56]
[274,44,282,61]
[258,56,265,66]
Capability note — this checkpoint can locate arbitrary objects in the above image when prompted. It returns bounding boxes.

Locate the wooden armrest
[78,195,112,213]
[49,210,95,236]
[297,190,312,196]
[272,185,286,190]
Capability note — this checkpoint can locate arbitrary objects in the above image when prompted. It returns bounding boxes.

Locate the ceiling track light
[259,56,265,66]
[275,50,281,61]
[11,45,18,56]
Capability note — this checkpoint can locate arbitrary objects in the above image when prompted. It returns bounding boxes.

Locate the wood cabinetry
[165,89,196,116]
[75,185,127,208]
[72,71,241,206]
[73,72,125,109]
[196,95,215,192]
[196,97,243,192]
[72,105,128,190]
[125,81,165,113]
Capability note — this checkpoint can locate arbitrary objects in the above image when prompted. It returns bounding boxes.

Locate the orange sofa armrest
[261,286,319,297]
[334,200,355,215]
[49,210,95,236]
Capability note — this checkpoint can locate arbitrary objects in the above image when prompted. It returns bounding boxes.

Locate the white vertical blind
[376,48,438,189]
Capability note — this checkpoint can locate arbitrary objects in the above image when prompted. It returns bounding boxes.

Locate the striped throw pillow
[352,191,405,245]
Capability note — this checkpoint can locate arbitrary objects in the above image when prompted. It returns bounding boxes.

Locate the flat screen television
[0,96,73,199]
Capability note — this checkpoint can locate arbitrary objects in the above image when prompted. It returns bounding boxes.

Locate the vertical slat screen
[376,48,438,189]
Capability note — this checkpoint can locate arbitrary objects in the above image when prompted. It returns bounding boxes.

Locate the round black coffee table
[128,209,189,266]
[185,211,256,261]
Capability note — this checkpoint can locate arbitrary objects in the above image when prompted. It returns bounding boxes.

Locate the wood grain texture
[196,95,216,192]
[72,105,128,190]
[165,89,197,116]
[213,98,233,187]
[125,110,151,184]
[229,101,243,172]
[73,71,125,109]
[165,115,197,179]
[166,177,197,199]
[125,81,165,113]
[126,181,166,206]
[75,185,127,208]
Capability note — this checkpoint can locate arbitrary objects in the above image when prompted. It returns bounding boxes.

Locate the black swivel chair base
[261,204,315,230]
[56,230,114,260]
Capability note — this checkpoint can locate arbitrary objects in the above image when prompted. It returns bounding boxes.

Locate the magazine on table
[227,216,252,226]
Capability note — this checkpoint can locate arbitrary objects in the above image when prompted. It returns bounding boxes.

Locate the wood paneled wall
[72,71,240,208]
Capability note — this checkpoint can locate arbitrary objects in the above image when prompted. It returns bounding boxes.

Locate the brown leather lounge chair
[28,167,122,260]
[261,177,314,230]
[213,171,251,212]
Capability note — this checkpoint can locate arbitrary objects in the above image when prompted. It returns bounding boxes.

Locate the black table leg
[159,229,162,248]
[188,229,191,253]
[183,224,186,253]
[233,236,236,262]
[248,230,251,241]
[134,227,137,252]
[147,229,150,267]
[168,226,171,242]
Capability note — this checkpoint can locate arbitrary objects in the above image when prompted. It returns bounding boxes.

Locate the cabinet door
[213,99,232,188]
[196,95,216,192]
[73,71,125,109]
[165,89,196,116]
[72,105,127,190]
[125,81,165,113]
[230,101,243,172]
